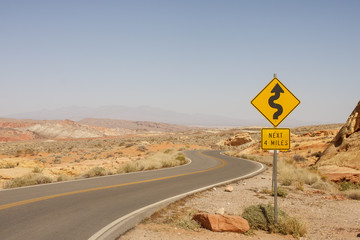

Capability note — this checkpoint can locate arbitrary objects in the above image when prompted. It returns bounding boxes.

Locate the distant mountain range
[5,105,314,127]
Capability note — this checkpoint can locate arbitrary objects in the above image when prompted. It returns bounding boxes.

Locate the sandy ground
[119,168,360,240]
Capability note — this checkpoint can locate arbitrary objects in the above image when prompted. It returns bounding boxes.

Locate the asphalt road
[0,150,264,240]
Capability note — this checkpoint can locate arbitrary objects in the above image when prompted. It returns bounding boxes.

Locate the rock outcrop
[317,101,360,182]
[223,133,252,146]
[193,213,250,233]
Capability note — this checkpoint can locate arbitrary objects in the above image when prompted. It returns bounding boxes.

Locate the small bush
[125,143,135,148]
[281,178,293,186]
[339,181,360,191]
[164,149,174,154]
[161,159,176,168]
[39,158,47,163]
[32,167,42,173]
[117,151,188,174]
[341,189,360,200]
[242,204,307,237]
[137,145,148,152]
[167,210,200,230]
[0,162,16,169]
[119,163,137,173]
[278,160,335,192]
[293,154,306,162]
[57,175,69,182]
[262,187,288,197]
[84,167,106,178]
[53,158,62,164]
[271,187,288,198]
[175,154,187,164]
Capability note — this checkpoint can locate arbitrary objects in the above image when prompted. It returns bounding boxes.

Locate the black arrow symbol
[268,83,284,120]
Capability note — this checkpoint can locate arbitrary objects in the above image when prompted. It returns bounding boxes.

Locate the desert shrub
[302,171,321,185]
[271,187,288,198]
[35,175,53,184]
[242,204,307,237]
[281,178,293,186]
[172,211,200,230]
[3,174,52,189]
[32,167,42,173]
[0,162,16,169]
[53,158,62,164]
[84,167,106,178]
[261,187,288,197]
[339,181,360,191]
[57,175,69,182]
[137,145,148,152]
[260,188,272,195]
[118,163,137,173]
[125,143,135,148]
[277,160,335,192]
[311,181,334,191]
[38,158,47,163]
[164,149,174,154]
[175,153,187,164]
[293,154,306,162]
[295,181,305,191]
[117,151,188,174]
[341,189,360,200]
[161,160,176,168]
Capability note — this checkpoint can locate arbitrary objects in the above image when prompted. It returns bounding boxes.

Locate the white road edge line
[89,152,265,240]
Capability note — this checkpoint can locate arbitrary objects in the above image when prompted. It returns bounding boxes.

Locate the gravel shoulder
[119,168,360,240]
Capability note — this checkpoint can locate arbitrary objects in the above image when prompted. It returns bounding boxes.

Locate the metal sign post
[273,149,278,223]
[251,74,300,225]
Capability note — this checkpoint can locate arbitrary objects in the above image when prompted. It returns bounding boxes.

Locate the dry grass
[84,167,106,178]
[3,173,53,189]
[0,162,16,169]
[117,150,187,174]
[341,189,360,200]
[226,151,273,166]
[277,160,335,192]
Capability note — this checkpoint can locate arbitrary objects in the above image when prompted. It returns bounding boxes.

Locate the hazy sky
[1,0,359,124]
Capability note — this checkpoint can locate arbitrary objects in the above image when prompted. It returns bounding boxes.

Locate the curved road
[0,150,264,240]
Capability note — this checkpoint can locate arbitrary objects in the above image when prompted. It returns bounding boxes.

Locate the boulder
[193,213,250,233]
[224,185,234,192]
[223,133,252,146]
[215,208,225,215]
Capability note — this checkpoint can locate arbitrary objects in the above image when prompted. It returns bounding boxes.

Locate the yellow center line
[0,151,227,211]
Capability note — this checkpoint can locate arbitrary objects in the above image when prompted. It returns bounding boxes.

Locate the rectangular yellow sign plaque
[261,128,290,150]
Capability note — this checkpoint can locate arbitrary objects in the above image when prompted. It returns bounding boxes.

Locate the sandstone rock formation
[193,213,250,233]
[317,101,360,182]
[222,133,252,146]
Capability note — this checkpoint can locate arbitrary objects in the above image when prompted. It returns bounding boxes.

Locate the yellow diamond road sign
[251,77,300,127]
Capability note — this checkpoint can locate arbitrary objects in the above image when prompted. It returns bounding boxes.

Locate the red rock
[223,133,252,146]
[193,213,250,233]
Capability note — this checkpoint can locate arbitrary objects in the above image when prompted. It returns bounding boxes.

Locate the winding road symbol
[251,77,300,127]
[268,83,284,120]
